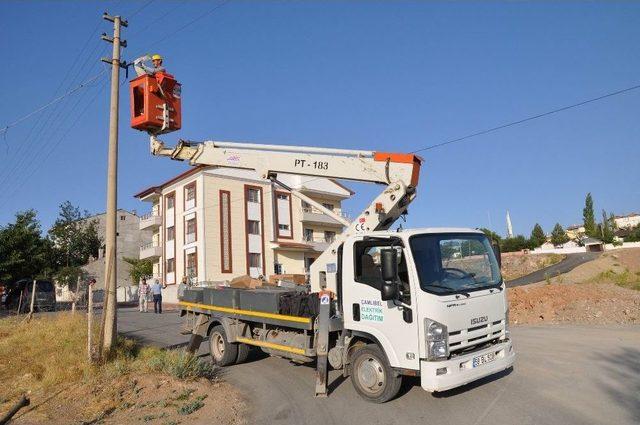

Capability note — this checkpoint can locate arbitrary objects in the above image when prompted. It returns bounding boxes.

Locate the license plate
[472,352,496,368]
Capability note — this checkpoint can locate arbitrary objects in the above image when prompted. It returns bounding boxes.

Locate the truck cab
[341,228,514,397]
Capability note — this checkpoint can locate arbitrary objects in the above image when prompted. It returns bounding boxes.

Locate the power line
[2,1,232,136]
[128,0,156,18]
[412,83,640,153]
[0,70,107,136]
[0,68,107,187]
[0,79,108,209]
[141,0,232,52]
[128,0,186,39]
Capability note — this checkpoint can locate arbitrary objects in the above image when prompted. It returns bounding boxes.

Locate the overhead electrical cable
[0,71,106,136]
[0,80,108,208]
[412,83,640,153]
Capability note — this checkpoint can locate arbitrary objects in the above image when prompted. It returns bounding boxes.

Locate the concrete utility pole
[100,12,127,356]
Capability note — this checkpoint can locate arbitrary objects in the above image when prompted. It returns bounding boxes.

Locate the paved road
[118,308,640,425]
[506,252,601,287]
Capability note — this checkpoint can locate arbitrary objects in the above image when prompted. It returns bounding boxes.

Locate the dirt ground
[501,253,565,281]
[0,313,246,425]
[508,248,640,325]
[5,374,246,425]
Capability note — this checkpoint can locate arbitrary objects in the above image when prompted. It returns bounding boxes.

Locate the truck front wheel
[208,325,238,366]
[350,344,402,403]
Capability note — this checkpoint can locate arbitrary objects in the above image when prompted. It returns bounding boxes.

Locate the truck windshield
[409,233,502,295]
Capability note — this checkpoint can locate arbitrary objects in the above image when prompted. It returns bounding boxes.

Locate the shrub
[177,400,205,416]
[143,348,217,380]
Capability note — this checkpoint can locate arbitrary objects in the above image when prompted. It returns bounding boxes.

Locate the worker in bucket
[134,53,166,76]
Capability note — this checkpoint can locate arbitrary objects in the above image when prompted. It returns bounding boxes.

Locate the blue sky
[1,1,639,237]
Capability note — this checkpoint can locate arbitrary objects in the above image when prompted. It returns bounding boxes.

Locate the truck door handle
[352,303,360,321]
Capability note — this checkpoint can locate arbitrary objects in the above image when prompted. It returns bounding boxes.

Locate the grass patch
[591,269,640,291]
[0,313,217,412]
[177,399,205,416]
[541,254,565,268]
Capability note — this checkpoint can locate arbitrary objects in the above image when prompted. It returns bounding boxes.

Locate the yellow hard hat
[151,54,163,61]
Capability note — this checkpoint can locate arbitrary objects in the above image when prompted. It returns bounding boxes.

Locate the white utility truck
[148,136,515,402]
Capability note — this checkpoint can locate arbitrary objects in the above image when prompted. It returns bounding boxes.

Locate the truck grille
[448,319,504,353]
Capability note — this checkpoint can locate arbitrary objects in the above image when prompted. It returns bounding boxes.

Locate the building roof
[614,212,640,219]
[272,241,315,252]
[134,166,205,199]
[583,237,603,245]
[134,165,354,199]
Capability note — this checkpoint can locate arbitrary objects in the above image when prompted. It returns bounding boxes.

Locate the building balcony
[139,211,162,230]
[140,242,162,259]
[302,235,335,252]
[300,207,349,228]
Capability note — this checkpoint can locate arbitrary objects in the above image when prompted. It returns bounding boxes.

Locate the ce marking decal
[354,218,367,233]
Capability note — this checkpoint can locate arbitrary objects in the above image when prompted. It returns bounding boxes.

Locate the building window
[166,195,175,210]
[167,226,175,241]
[277,193,288,200]
[301,200,311,209]
[303,228,313,242]
[274,263,283,274]
[185,183,196,209]
[120,215,126,221]
[278,224,290,231]
[247,188,260,203]
[247,220,260,235]
[220,190,232,273]
[185,217,197,243]
[324,231,336,243]
[304,257,316,272]
[249,253,261,268]
[166,258,175,273]
[322,203,334,211]
[185,251,197,278]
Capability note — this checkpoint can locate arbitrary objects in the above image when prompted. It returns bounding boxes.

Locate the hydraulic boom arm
[150,135,422,293]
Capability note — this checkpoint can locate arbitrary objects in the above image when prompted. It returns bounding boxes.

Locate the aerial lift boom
[149,135,422,293]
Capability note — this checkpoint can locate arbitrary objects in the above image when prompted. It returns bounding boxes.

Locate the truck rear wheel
[208,325,238,366]
[236,343,251,364]
[350,344,402,403]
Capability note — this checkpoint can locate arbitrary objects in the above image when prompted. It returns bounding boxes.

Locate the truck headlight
[425,318,449,360]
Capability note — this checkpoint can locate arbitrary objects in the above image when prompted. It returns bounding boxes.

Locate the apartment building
[134,166,352,302]
[613,213,640,229]
[56,209,152,302]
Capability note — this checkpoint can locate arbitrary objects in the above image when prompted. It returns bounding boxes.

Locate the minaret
[506,211,514,238]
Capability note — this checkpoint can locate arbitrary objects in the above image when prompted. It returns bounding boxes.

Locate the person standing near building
[138,278,150,313]
[177,276,189,300]
[151,279,166,314]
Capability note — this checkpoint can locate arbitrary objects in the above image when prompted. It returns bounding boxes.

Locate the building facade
[134,167,352,302]
[56,209,152,302]
[613,213,640,229]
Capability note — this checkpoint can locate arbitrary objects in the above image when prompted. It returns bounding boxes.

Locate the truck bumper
[420,339,515,393]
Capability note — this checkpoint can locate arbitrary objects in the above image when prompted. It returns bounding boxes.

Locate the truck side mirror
[491,240,502,269]
[381,249,399,301]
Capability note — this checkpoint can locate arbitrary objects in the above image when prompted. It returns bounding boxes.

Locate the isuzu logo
[470,316,488,325]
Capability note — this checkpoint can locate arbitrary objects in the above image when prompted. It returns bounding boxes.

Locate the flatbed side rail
[179,301,314,330]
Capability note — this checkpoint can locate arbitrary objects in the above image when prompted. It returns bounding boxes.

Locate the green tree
[529,223,546,248]
[0,210,53,282]
[500,235,530,253]
[123,257,154,285]
[48,201,102,280]
[600,209,614,244]
[583,193,596,237]
[551,223,570,246]
[625,224,640,242]
[479,228,502,243]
